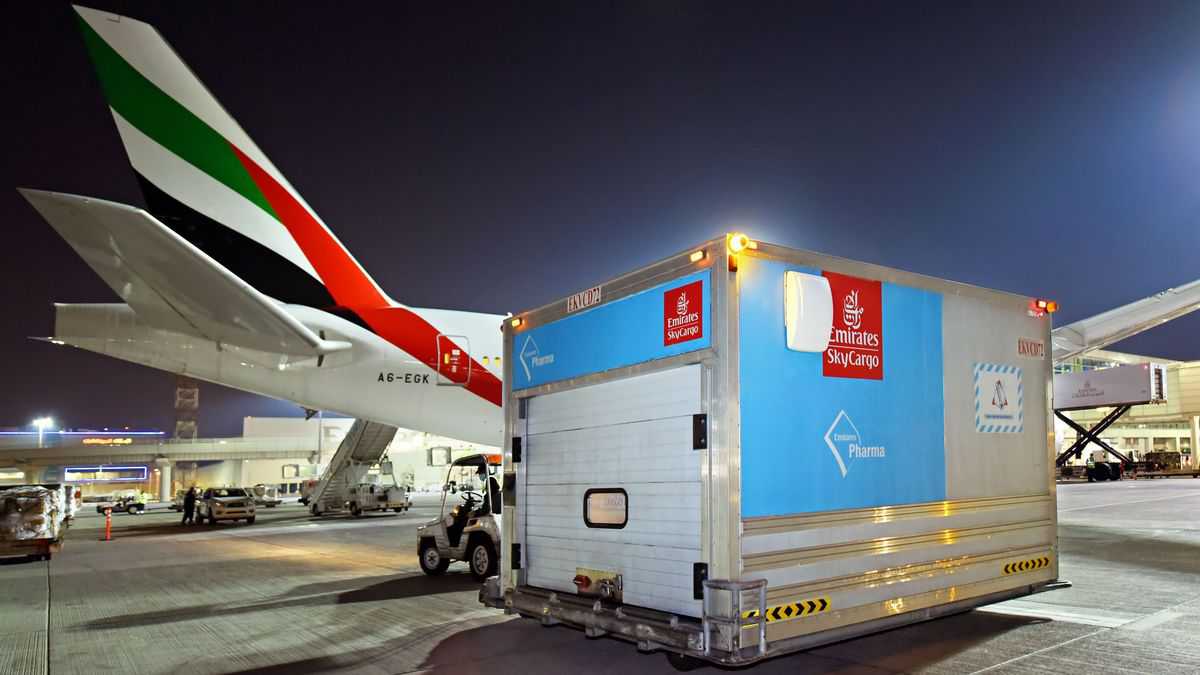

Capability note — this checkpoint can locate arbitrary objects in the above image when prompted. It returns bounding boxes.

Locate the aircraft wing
[1052,279,1200,363]
[20,188,350,357]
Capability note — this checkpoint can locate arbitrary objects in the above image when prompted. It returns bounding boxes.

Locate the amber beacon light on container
[1029,298,1058,317]
[726,232,757,271]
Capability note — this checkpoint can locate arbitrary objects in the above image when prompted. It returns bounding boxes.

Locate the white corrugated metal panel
[523,364,703,617]
[525,365,703,436]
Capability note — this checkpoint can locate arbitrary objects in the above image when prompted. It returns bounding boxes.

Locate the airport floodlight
[33,416,55,447]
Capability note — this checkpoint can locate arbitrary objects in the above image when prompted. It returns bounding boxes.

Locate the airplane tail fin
[72,5,391,311]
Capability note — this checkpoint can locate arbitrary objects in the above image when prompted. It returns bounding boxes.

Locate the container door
[436,334,471,385]
[521,364,704,617]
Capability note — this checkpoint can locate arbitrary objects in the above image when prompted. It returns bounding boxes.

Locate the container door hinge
[511,543,522,569]
[693,562,708,599]
[692,414,708,450]
[512,437,522,463]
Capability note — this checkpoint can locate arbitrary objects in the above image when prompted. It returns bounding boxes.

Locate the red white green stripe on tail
[72,5,502,408]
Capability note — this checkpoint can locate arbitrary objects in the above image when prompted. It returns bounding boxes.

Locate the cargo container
[483,234,1062,668]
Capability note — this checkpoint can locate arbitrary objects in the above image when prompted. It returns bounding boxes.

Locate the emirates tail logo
[676,292,689,317]
[992,380,1009,409]
[842,290,864,330]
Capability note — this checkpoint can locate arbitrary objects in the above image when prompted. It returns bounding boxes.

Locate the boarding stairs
[309,419,398,515]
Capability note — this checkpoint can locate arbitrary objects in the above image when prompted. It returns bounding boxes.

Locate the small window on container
[584,488,628,529]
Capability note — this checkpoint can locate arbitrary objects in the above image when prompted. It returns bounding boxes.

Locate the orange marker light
[510,317,523,328]
[689,249,706,263]
[728,232,751,254]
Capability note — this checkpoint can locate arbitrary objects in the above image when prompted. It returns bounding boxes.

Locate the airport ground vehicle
[196,487,256,525]
[247,484,283,508]
[417,454,501,580]
[347,482,409,516]
[485,235,1063,668]
[95,489,148,515]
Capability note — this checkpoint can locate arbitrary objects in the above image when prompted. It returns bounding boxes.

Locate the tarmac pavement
[1,482,1199,674]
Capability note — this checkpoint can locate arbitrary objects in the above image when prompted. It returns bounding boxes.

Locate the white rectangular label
[975,363,1023,433]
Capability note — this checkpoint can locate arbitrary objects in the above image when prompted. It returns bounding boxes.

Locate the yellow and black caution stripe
[742,597,830,624]
[1002,555,1051,575]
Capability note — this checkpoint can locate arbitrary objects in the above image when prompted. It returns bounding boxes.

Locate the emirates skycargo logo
[842,289,865,330]
[664,280,703,346]
[823,272,883,380]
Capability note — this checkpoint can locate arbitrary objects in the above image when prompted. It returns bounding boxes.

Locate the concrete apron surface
[1,483,1199,674]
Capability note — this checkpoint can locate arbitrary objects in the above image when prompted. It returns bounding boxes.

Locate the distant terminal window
[64,466,148,483]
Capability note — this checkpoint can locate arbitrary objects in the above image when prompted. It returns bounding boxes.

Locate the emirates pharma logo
[823,410,886,478]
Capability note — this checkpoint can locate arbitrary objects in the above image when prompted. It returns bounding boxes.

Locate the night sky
[4,1,1200,436]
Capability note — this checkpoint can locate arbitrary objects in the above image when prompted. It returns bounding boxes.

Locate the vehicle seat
[446,497,475,547]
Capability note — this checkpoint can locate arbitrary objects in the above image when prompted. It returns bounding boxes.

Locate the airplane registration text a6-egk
[19,6,504,446]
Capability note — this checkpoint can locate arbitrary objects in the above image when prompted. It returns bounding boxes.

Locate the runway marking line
[1058,490,1200,513]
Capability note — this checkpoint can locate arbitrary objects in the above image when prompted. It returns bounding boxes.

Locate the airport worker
[182,487,197,525]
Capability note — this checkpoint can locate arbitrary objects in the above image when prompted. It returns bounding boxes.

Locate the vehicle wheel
[207,514,217,526]
[665,652,706,671]
[351,503,362,518]
[246,517,256,525]
[1093,463,1111,481]
[468,537,498,581]
[393,508,403,513]
[132,505,144,515]
[419,539,449,576]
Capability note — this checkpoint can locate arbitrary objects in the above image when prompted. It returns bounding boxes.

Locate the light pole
[32,417,54,448]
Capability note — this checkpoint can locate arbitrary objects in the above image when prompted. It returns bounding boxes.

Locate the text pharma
[848,443,886,458]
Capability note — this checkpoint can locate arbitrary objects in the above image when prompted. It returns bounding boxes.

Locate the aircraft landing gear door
[436,334,471,385]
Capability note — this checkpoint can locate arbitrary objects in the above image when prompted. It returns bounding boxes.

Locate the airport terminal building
[3,346,1196,500]
[0,417,494,500]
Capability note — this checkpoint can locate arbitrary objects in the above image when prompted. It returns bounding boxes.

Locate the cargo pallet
[0,537,64,561]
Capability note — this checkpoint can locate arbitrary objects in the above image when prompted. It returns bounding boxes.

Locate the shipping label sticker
[822,272,883,380]
[974,362,1023,433]
[664,280,704,346]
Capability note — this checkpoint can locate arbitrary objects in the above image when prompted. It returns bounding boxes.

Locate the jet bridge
[308,419,398,515]
[1052,279,1200,362]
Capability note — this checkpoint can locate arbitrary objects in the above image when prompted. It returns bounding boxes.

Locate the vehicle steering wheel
[459,490,483,504]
